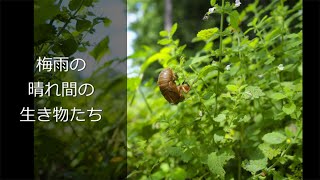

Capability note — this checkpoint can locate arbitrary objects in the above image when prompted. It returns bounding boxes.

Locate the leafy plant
[128,0,302,179]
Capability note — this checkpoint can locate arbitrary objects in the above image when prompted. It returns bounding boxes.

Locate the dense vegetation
[127,0,302,179]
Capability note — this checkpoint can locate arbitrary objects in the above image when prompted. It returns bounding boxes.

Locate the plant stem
[214,0,225,116]
[139,86,153,114]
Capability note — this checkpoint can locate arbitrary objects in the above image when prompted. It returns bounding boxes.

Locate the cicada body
[157,68,190,104]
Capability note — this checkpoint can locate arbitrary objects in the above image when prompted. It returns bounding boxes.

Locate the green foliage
[34,0,125,179]
[208,150,234,179]
[128,0,302,179]
[89,36,110,62]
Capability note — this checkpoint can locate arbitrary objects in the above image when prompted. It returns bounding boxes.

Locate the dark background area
[0,0,34,179]
[303,0,320,179]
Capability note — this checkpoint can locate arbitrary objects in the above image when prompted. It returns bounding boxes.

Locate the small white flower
[258,74,264,78]
[208,7,216,14]
[278,64,284,71]
[225,64,231,71]
[235,0,241,8]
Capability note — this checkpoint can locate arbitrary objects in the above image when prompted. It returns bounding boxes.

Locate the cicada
[157,68,190,104]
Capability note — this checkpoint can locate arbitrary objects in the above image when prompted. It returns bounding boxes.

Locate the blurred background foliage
[127,0,302,179]
[34,0,126,179]
[127,0,299,82]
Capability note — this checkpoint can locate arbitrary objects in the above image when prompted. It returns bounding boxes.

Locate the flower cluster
[204,0,241,20]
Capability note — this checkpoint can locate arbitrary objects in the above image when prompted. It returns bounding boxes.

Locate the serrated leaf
[242,158,268,174]
[207,151,234,178]
[214,114,226,122]
[170,23,178,36]
[90,36,109,62]
[270,93,286,100]
[262,132,286,144]
[210,0,216,6]
[167,147,182,157]
[259,143,281,160]
[282,103,296,115]
[197,28,219,41]
[157,38,172,45]
[242,148,268,174]
[242,86,265,99]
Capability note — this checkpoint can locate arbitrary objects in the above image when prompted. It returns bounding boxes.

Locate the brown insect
[157,68,190,104]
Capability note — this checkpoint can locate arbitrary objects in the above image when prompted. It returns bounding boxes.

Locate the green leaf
[69,0,81,11]
[83,0,93,6]
[210,0,216,6]
[34,0,60,26]
[269,93,286,100]
[229,11,239,29]
[170,23,178,36]
[262,132,286,144]
[242,86,265,99]
[239,115,250,123]
[171,167,187,180]
[207,151,234,178]
[265,27,281,42]
[242,158,268,174]
[259,143,281,160]
[176,44,187,55]
[242,148,268,174]
[214,114,226,122]
[298,63,302,75]
[226,85,238,92]
[103,18,112,27]
[60,37,78,56]
[159,30,169,37]
[90,36,110,62]
[167,147,183,157]
[214,131,224,143]
[197,28,219,41]
[189,55,211,65]
[282,103,296,115]
[157,39,172,45]
[160,163,170,172]
[127,77,141,91]
[34,24,57,44]
[199,65,217,78]
[181,149,192,163]
[76,19,92,32]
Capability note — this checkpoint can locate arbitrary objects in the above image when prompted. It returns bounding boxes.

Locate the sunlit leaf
[90,36,110,62]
